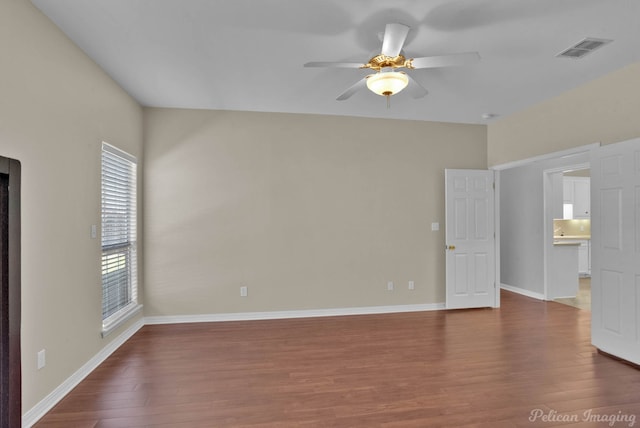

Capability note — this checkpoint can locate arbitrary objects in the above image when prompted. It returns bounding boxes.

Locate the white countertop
[553,235,590,240]
[553,241,581,246]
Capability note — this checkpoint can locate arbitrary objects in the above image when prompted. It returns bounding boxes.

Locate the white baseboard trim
[22,318,144,428]
[500,283,546,301]
[144,303,446,325]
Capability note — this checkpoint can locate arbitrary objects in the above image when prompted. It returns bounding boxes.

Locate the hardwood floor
[35,291,640,427]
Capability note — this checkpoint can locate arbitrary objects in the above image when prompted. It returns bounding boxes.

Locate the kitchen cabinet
[578,240,590,275]
[563,179,573,203]
[573,178,590,218]
[563,177,590,218]
[550,242,580,298]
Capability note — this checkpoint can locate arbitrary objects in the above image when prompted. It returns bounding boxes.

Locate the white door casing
[445,169,496,309]
[591,138,640,365]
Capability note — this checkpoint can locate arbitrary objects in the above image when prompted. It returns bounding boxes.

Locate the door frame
[491,142,599,302]
[542,161,590,300]
[0,156,21,427]
[494,171,501,308]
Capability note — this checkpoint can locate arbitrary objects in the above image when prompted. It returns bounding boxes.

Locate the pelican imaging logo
[529,408,636,426]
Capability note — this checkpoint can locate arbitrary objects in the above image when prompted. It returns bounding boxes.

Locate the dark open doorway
[0,156,21,427]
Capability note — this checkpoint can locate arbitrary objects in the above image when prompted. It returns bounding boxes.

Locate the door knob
[446,245,456,250]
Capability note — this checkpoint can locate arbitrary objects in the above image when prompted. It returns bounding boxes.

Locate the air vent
[557,38,612,59]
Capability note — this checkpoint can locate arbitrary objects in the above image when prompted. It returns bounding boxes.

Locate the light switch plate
[37,349,46,370]
[431,222,440,231]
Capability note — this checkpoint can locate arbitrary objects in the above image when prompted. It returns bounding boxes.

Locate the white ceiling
[31,0,640,124]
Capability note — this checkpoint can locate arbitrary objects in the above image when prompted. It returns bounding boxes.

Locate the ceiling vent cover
[557,38,612,59]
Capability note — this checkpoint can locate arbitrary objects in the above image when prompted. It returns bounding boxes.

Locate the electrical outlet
[387,281,394,291]
[408,280,415,290]
[37,349,46,370]
[240,286,248,297]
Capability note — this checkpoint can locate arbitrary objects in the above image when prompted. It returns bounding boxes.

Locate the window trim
[100,142,141,337]
[101,302,142,338]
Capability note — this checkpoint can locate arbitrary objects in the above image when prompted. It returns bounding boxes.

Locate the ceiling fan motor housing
[363,54,412,71]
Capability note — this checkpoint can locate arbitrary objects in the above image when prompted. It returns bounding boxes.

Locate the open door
[445,169,496,309]
[591,138,640,365]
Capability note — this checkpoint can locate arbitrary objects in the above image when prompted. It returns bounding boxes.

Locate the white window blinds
[101,143,137,327]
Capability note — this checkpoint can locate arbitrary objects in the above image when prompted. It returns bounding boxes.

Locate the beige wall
[15,0,639,413]
[144,109,486,316]
[488,62,640,166]
[0,0,143,413]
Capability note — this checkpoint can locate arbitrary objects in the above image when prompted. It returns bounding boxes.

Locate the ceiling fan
[305,23,480,105]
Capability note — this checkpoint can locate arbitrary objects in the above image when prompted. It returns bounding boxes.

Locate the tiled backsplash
[553,218,591,237]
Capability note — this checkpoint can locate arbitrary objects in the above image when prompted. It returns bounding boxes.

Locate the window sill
[102,303,143,338]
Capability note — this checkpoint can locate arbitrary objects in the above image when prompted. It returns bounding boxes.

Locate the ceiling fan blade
[304,61,364,68]
[381,23,410,57]
[336,77,368,101]
[410,52,480,69]
[405,75,428,99]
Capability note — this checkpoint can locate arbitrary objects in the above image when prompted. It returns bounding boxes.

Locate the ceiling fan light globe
[366,71,409,97]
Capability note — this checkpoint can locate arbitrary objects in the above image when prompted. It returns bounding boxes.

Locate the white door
[591,138,640,365]
[445,169,496,309]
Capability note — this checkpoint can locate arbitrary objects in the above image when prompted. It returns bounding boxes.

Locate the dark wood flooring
[34,291,640,427]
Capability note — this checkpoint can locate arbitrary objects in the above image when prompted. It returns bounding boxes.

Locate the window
[101,143,139,335]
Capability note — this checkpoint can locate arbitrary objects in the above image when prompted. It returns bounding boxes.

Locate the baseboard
[22,318,144,428]
[144,302,446,325]
[500,283,546,301]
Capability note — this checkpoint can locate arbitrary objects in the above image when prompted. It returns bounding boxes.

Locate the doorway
[0,156,21,427]
[498,140,640,366]
[543,162,591,307]
[553,167,591,310]
[496,145,594,303]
